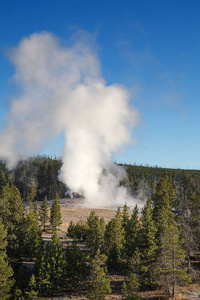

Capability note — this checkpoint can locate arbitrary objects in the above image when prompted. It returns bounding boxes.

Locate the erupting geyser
[0,31,140,206]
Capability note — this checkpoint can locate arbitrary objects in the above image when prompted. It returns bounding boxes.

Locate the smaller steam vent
[65,189,83,199]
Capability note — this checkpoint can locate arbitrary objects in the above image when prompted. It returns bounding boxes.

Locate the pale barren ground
[60,208,120,231]
[46,197,132,232]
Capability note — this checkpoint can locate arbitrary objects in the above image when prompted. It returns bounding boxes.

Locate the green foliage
[67,220,88,241]
[124,205,140,259]
[8,156,200,205]
[152,174,176,242]
[155,221,191,296]
[12,286,24,299]
[0,184,24,225]
[65,242,89,290]
[127,248,141,276]
[104,208,125,270]
[23,206,42,258]
[11,156,66,202]
[36,157,66,200]
[25,274,38,299]
[0,161,200,297]
[0,219,15,299]
[0,169,7,191]
[121,273,140,300]
[26,184,37,205]
[122,203,130,231]
[139,198,157,286]
[121,163,200,200]
[13,160,32,201]
[87,249,111,300]
[50,193,62,232]
[39,196,49,231]
[36,233,65,295]
[174,172,198,275]
[0,184,25,259]
[190,189,200,246]
[86,211,105,254]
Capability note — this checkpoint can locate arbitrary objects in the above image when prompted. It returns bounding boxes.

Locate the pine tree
[67,220,88,241]
[32,200,38,220]
[127,248,141,276]
[0,170,7,191]
[152,174,191,296]
[124,205,140,259]
[121,273,140,300]
[39,196,49,231]
[152,174,176,241]
[67,220,76,238]
[0,219,15,299]
[87,249,111,300]
[0,184,25,259]
[36,233,65,295]
[190,189,200,248]
[50,193,62,232]
[23,206,42,258]
[36,250,51,295]
[25,274,38,299]
[86,211,105,254]
[155,220,191,297]
[65,241,89,290]
[139,198,157,287]
[37,160,48,200]
[184,189,200,275]
[122,202,130,236]
[103,207,125,269]
[27,183,37,205]
[0,184,24,226]
[174,173,197,276]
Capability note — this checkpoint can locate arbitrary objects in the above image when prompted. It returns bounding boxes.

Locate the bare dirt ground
[60,208,119,231]
[176,284,200,299]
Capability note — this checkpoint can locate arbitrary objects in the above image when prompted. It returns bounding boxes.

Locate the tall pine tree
[50,193,62,232]
[39,195,49,231]
[65,241,89,290]
[103,207,125,270]
[36,233,65,295]
[86,211,105,254]
[23,206,42,258]
[0,184,25,259]
[121,273,140,300]
[155,221,191,297]
[152,174,176,243]
[139,198,157,287]
[0,219,15,299]
[87,249,111,300]
[124,205,140,259]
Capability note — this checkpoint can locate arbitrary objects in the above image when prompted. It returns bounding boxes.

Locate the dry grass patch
[60,208,119,231]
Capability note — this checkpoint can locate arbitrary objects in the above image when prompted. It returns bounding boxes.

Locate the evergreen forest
[1,156,200,299]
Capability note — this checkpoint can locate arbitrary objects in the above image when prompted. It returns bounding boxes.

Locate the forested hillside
[1,157,200,299]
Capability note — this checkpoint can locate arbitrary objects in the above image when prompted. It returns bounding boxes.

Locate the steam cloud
[0,31,139,206]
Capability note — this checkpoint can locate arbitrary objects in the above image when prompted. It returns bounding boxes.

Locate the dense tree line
[1,156,200,203]
[2,156,67,201]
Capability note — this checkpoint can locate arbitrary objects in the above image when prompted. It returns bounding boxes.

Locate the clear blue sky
[0,0,200,169]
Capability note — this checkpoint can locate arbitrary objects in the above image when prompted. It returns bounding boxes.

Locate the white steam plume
[0,31,140,206]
